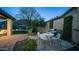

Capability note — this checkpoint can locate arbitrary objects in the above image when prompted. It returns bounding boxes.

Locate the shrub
[27,27,33,35]
[13,39,37,51]
[22,39,37,51]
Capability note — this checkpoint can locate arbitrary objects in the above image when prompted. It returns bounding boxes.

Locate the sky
[0,7,70,21]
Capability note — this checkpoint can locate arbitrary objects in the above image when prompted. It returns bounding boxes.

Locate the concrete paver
[0,34,28,51]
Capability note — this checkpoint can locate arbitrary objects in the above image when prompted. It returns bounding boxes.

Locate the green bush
[22,39,37,51]
[23,39,37,51]
[13,39,37,51]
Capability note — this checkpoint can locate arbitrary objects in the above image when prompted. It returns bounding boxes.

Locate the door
[50,21,53,29]
[62,16,73,42]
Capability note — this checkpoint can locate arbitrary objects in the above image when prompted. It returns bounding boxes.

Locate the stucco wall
[45,22,50,32]
[37,22,50,33]
[47,8,79,43]
[52,8,79,43]
[72,8,79,43]
[63,8,79,43]
[53,18,64,31]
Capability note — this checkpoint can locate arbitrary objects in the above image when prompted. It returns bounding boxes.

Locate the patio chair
[0,30,7,36]
[37,32,50,50]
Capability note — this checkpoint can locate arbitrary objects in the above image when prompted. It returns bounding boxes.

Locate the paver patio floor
[0,34,75,51]
[0,34,28,51]
[36,39,74,51]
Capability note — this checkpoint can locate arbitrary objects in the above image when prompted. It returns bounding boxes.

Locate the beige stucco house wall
[58,8,79,43]
[62,8,79,43]
[47,7,79,43]
[37,22,50,33]
[72,8,79,43]
[45,22,50,32]
[53,18,64,31]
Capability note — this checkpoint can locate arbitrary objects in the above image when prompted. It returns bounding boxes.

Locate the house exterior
[53,18,64,31]
[46,7,79,43]
[0,8,15,36]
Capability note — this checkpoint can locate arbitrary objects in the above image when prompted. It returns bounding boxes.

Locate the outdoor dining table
[38,33,54,47]
[38,32,61,49]
[38,33,54,40]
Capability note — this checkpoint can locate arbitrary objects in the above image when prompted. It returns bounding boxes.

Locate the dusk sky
[1,7,70,21]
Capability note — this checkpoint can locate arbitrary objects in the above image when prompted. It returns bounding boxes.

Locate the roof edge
[47,7,77,22]
[0,8,16,21]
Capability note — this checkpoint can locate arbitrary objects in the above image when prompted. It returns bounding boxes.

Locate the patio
[0,7,77,51]
[0,34,28,51]
[36,39,74,51]
[0,34,75,51]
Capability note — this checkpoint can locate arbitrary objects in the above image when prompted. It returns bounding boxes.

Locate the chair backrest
[51,33,61,40]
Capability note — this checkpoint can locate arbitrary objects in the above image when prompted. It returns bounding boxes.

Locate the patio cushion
[0,30,7,34]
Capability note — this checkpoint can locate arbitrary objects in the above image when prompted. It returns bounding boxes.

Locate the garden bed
[13,39,37,51]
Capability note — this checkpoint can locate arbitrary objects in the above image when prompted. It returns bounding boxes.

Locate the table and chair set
[36,31,62,50]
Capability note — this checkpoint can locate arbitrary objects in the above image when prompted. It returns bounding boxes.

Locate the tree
[31,18,46,33]
[16,7,46,34]
[38,18,46,27]
[18,7,41,26]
